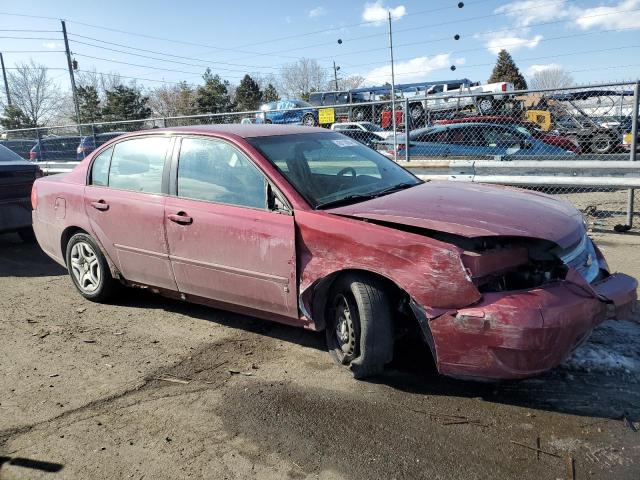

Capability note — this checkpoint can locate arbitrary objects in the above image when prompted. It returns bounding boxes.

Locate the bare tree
[148,82,198,117]
[529,67,575,90]
[336,75,365,91]
[2,60,65,126]
[279,58,328,99]
[77,68,123,101]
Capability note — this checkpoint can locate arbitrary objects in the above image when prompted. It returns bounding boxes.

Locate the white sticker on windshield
[332,139,358,147]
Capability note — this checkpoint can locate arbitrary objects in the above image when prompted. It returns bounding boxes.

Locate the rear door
[84,135,177,289]
[164,136,297,318]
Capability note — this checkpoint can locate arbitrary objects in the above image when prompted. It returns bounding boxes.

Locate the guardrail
[399,160,640,187]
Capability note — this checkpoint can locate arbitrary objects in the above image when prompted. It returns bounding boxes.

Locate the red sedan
[31,125,636,380]
[435,115,582,154]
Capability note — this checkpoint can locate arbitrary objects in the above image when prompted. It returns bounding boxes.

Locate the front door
[164,136,297,318]
[84,136,176,290]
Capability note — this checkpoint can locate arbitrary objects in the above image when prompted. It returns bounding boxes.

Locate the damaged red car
[31,125,637,380]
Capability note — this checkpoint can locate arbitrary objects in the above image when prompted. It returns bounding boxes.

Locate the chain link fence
[1,81,638,232]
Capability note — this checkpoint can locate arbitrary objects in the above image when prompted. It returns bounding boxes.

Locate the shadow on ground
[4,239,638,422]
[0,234,66,278]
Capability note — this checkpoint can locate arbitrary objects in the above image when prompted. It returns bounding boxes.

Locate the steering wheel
[337,167,356,178]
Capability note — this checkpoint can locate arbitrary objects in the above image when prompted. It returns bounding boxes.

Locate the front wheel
[66,232,118,302]
[590,133,614,154]
[325,273,393,379]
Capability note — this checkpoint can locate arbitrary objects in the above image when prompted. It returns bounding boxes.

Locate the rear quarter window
[90,147,113,186]
[107,137,170,193]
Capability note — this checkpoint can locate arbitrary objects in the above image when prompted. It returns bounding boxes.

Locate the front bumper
[427,272,637,380]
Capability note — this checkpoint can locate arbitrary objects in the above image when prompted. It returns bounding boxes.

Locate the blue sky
[0,0,639,93]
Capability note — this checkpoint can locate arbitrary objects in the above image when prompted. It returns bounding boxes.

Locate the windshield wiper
[372,181,419,197]
[316,193,379,209]
[316,182,419,210]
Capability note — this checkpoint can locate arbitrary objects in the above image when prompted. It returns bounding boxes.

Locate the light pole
[388,11,397,161]
[0,52,11,107]
[333,61,340,90]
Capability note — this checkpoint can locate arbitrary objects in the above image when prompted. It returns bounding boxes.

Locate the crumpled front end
[424,234,638,380]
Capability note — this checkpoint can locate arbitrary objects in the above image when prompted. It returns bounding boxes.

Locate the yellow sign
[318,108,335,125]
[623,133,632,145]
[525,109,552,131]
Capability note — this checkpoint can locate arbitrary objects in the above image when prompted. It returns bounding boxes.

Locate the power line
[0,29,60,32]
[68,36,280,70]
[0,50,65,53]
[0,36,61,40]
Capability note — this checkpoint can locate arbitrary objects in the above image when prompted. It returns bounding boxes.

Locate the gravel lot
[1,231,639,480]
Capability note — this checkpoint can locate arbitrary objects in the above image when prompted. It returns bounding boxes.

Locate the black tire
[65,232,118,302]
[265,119,273,124]
[325,273,393,379]
[302,113,317,127]
[17,227,36,243]
[352,108,368,122]
[590,133,614,154]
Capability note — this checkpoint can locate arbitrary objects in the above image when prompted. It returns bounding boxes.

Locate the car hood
[327,181,584,249]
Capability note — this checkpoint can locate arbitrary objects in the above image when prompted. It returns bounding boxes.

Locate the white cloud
[494,0,640,30]
[362,1,407,25]
[484,31,543,54]
[526,63,562,75]
[308,6,327,18]
[495,0,573,27]
[361,54,453,85]
[42,41,63,49]
[575,0,640,30]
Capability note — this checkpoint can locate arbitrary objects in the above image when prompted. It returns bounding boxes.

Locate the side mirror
[266,183,290,214]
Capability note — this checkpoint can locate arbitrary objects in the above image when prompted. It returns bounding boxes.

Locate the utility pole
[61,20,81,125]
[333,61,340,90]
[388,11,398,161]
[0,52,11,107]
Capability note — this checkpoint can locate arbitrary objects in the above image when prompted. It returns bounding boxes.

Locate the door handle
[168,212,193,225]
[90,200,109,211]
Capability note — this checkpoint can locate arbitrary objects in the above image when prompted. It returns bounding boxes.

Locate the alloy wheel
[70,241,102,293]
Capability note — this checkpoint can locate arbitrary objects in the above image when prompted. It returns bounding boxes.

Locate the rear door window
[107,137,170,193]
[177,137,266,209]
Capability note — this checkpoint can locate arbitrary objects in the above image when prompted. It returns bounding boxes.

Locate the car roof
[117,124,329,139]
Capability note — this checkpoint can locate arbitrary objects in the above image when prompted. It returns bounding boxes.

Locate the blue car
[385,123,576,158]
[256,99,318,126]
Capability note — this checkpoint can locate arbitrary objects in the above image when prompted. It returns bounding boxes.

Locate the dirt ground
[1,231,639,480]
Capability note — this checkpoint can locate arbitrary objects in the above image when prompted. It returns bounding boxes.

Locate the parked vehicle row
[0,132,127,163]
[31,124,637,381]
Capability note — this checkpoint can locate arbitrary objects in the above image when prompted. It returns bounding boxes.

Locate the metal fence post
[625,80,639,228]
[404,97,410,162]
[35,127,42,162]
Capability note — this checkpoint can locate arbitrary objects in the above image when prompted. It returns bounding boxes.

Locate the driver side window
[177,137,266,209]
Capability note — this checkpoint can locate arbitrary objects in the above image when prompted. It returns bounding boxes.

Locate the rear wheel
[325,273,393,379]
[477,98,494,114]
[17,227,36,243]
[65,232,117,302]
[302,113,317,126]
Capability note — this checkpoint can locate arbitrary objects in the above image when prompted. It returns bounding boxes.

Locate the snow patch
[562,320,640,374]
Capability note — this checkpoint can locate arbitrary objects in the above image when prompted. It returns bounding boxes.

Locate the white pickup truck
[401,80,515,121]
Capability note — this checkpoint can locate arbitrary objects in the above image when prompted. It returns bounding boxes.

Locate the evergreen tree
[77,85,102,123]
[0,104,35,130]
[101,85,151,121]
[234,74,262,111]
[262,83,279,103]
[195,69,232,114]
[488,50,527,90]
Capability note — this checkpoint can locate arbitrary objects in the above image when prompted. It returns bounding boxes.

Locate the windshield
[248,132,421,209]
[361,122,384,132]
